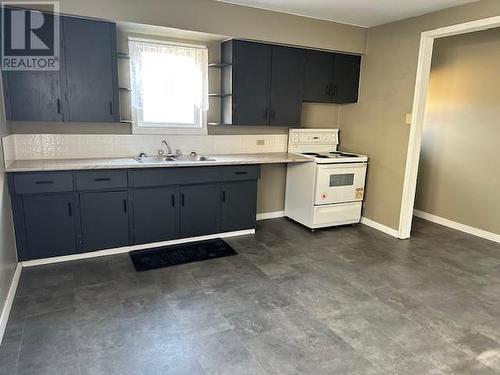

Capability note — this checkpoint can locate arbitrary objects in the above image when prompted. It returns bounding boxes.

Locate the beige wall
[339,0,500,230]
[414,29,500,235]
[0,75,18,324]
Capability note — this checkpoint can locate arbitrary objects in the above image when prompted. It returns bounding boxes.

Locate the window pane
[142,52,197,124]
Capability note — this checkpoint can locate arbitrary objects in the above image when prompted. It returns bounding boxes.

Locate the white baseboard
[0,263,22,346]
[22,229,255,268]
[360,217,399,238]
[413,209,500,243]
[256,211,285,220]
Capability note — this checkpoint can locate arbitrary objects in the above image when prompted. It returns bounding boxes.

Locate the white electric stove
[285,129,368,229]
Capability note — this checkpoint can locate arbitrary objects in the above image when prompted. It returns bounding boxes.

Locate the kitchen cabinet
[221,180,257,232]
[221,40,304,127]
[2,12,118,122]
[303,50,335,103]
[303,50,361,104]
[179,183,220,237]
[269,46,304,126]
[231,41,271,126]
[62,16,118,122]
[8,165,260,261]
[22,193,77,259]
[133,187,177,244]
[332,54,361,103]
[79,191,129,251]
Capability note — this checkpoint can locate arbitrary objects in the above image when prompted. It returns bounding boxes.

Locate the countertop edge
[5,153,313,173]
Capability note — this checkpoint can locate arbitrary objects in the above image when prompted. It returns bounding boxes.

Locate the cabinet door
[23,194,76,259]
[79,191,129,251]
[233,41,271,126]
[303,50,334,103]
[62,17,118,122]
[179,183,220,237]
[221,180,257,232]
[332,54,361,103]
[133,187,177,244]
[269,46,304,127]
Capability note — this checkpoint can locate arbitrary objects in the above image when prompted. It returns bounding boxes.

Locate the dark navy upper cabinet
[232,41,271,126]
[303,50,361,104]
[179,183,220,238]
[62,17,118,122]
[332,54,361,103]
[79,190,129,251]
[222,40,304,127]
[269,46,304,127]
[133,187,178,245]
[221,180,257,232]
[2,12,118,122]
[303,50,335,103]
[23,193,77,260]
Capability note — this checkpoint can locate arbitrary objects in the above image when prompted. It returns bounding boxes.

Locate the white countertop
[5,152,312,172]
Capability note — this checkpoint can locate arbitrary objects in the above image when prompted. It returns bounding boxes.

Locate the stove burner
[330,152,357,157]
[316,155,330,158]
[302,152,320,156]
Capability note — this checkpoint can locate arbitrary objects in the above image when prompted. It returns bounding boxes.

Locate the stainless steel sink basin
[134,156,176,163]
[134,154,216,163]
[172,155,216,162]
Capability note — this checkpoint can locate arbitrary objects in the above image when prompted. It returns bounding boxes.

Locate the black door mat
[129,238,238,271]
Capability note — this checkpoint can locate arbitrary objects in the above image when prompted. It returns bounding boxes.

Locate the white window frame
[129,37,208,135]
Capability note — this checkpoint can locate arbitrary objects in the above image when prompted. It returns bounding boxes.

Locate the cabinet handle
[94,177,111,182]
[68,202,72,217]
[222,191,226,203]
[35,180,54,185]
[56,99,61,114]
[263,108,268,119]
[181,193,185,207]
[332,85,338,97]
[234,171,248,175]
[270,109,276,120]
[123,199,127,213]
[171,194,175,207]
[109,101,113,115]
[325,84,331,96]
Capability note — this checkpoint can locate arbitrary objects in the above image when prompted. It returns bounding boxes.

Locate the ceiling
[215,0,479,27]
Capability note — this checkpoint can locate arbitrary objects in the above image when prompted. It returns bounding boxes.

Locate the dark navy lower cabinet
[179,183,221,238]
[23,193,77,260]
[79,190,130,251]
[8,165,261,261]
[221,180,257,232]
[133,187,178,244]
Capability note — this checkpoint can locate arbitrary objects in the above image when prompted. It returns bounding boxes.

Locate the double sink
[134,154,216,164]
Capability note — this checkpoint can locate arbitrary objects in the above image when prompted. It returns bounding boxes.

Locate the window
[129,38,209,134]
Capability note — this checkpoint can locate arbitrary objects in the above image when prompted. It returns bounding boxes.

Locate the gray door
[221,180,257,232]
[269,46,304,127]
[233,41,271,126]
[179,183,220,237]
[133,187,177,244]
[332,54,361,103]
[23,193,76,259]
[79,191,129,251]
[62,17,117,122]
[3,70,64,121]
[303,50,334,103]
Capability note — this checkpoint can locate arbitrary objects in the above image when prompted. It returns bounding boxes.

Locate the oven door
[314,163,367,205]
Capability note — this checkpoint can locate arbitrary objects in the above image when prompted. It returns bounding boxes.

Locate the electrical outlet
[256,139,265,146]
[405,113,413,125]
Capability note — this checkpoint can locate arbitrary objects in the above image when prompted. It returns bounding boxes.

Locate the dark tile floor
[2,217,500,375]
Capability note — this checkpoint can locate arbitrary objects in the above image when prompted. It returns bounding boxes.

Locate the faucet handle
[176,149,182,155]
[190,151,197,157]
[157,149,164,156]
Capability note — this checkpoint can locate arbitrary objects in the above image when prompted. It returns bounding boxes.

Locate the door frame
[398,15,500,239]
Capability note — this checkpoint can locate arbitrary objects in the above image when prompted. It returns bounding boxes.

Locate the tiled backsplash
[2,133,289,166]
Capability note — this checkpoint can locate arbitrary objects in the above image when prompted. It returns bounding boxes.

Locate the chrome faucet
[160,139,174,157]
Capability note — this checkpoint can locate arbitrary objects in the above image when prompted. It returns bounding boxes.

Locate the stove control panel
[288,129,339,152]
